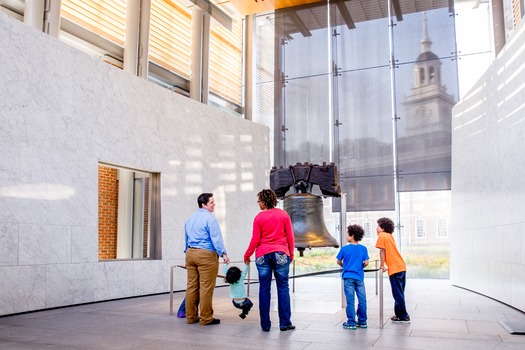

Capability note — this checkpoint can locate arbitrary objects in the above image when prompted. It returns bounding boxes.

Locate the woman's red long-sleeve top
[244,208,295,261]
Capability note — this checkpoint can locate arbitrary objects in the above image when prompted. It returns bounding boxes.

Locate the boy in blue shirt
[336,224,370,330]
[224,263,253,319]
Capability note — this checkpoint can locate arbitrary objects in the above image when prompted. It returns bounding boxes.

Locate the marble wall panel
[510,157,525,224]
[0,13,269,315]
[71,226,98,263]
[492,261,513,304]
[490,227,503,263]
[162,229,180,261]
[0,223,18,266]
[511,264,525,311]
[226,234,253,262]
[94,261,135,301]
[451,19,525,312]
[501,229,521,264]
[19,224,71,265]
[46,263,96,308]
[521,225,525,265]
[0,266,46,314]
[133,261,169,295]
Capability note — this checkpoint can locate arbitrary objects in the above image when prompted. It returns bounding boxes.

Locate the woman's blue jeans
[343,278,367,326]
[256,252,292,330]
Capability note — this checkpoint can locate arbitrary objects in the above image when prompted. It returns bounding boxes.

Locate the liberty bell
[270,162,341,257]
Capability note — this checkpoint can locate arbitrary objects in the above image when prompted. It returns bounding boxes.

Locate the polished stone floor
[1,275,524,349]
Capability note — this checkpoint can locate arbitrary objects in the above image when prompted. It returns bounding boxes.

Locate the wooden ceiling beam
[286,11,312,37]
[229,0,324,16]
[333,0,355,29]
[392,0,403,21]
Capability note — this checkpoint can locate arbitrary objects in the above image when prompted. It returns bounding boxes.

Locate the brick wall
[98,166,118,259]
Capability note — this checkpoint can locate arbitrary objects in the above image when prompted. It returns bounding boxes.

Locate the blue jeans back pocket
[275,252,288,265]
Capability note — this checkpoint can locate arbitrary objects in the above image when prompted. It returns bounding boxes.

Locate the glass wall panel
[268,0,458,207]
[277,2,330,80]
[343,177,395,212]
[331,3,394,210]
[345,191,451,279]
[275,1,331,167]
[281,75,331,165]
[335,65,394,210]
[392,8,458,192]
[455,1,494,98]
[331,13,391,71]
[254,0,461,277]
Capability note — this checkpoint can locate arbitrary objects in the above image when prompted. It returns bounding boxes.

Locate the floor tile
[0,277,524,349]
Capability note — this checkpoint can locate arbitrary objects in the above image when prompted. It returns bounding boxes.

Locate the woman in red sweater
[244,189,295,332]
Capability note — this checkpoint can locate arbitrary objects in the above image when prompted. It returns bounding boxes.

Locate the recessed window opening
[98,163,161,260]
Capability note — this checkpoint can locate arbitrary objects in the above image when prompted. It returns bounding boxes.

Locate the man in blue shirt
[184,193,230,325]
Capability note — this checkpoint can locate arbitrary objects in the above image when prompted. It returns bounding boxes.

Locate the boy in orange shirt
[375,217,410,323]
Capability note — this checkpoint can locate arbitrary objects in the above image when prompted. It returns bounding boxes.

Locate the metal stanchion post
[379,269,384,329]
[339,193,347,309]
[375,260,379,296]
[247,265,251,297]
[169,265,174,315]
[292,259,296,293]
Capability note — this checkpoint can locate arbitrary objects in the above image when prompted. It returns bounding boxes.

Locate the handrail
[170,260,384,329]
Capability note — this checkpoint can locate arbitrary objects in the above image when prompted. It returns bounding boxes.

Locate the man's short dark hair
[347,224,365,242]
[377,217,395,234]
[197,193,213,208]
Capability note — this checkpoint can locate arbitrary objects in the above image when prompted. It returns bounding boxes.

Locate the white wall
[0,13,269,315]
[451,20,525,312]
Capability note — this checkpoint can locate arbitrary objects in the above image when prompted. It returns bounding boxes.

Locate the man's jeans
[389,271,409,319]
[256,252,292,330]
[343,278,367,326]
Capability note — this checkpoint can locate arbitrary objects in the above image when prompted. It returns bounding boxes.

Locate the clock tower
[403,13,455,137]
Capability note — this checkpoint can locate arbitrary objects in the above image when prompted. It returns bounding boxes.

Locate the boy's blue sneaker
[342,322,356,330]
[356,323,367,328]
[177,312,186,318]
